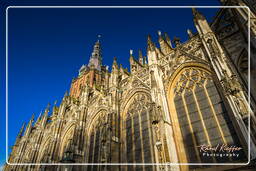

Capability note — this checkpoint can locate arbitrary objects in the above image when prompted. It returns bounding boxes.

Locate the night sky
[0,0,221,166]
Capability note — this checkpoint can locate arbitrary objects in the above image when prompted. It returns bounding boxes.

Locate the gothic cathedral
[5,1,256,171]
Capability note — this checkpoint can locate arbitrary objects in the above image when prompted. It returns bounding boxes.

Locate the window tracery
[87,112,108,171]
[171,67,245,166]
[123,93,155,171]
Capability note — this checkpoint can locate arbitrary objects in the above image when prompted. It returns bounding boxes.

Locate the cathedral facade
[5,1,256,171]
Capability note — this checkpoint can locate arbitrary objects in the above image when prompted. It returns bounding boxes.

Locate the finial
[46,103,51,110]
[144,56,147,64]
[139,50,143,58]
[64,90,68,97]
[192,8,205,20]
[97,34,101,42]
[130,49,133,56]
[157,30,162,36]
[36,110,42,123]
[164,32,172,48]
[38,110,42,118]
[173,37,181,47]
[187,29,193,38]
[17,122,26,138]
[139,50,143,64]
[147,35,155,51]
[147,35,152,41]
[31,113,35,122]
[112,57,118,70]
[120,64,124,72]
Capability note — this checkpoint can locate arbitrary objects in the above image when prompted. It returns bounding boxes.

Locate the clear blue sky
[0,0,221,165]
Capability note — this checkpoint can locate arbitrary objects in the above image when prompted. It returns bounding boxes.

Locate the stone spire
[164,32,172,48]
[35,110,42,124]
[138,49,143,65]
[40,103,50,127]
[24,114,34,136]
[14,122,26,145]
[17,123,25,139]
[187,29,194,38]
[173,37,181,47]
[88,35,102,71]
[158,30,172,54]
[112,57,118,71]
[147,35,155,51]
[192,8,205,20]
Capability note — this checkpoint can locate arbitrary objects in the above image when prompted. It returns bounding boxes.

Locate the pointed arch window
[122,93,155,171]
[170,67,245,167]
[87,112,107,171]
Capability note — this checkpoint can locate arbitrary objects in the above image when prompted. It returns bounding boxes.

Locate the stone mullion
[203,81,234,162]
[48,138,56,163]
[131,114,135,171]
[46,139,53,163]
[203,81,227,144]
[75,124,84,161]
[53,120,64,162]
[147,108,158,171]
[181,92,202,163]
[84,132,90,165]
[91,128,96,170]
[108,112,113,164]
[52,124,59,161]
[78,107,87,152]
[29,134,38,164]
[16,142,24,163]
[17,141,27,163]
[71,123,77,148]
[97,128,102,171]
[147,109,156,165]
[122,118,127,170]
[36,132,44,162]
[106,116,112,170]
[72,124,80,162]
[87,132,94,170]
[138,110,145,171]
[81,107,89,164]
[31,131,43,163]
[192,88,217,163]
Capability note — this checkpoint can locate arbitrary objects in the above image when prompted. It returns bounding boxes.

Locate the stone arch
[166,62,212,91]
[37,136,52,163]
[87,108,108,135]
[23,145,33,163]
[166,63,245,169]
[120,87,151,111]
[120,90,155,171]
[236,48,248,76]
[59,123,76,159]
[86,109,108,171]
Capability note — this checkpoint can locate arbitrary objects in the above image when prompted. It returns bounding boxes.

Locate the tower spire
[88,35,102,71]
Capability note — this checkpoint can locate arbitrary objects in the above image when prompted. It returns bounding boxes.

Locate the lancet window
[172,67,244,166]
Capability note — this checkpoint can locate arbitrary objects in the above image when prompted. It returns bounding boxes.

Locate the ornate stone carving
[220,71,242,96]
[173,67,211,95]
